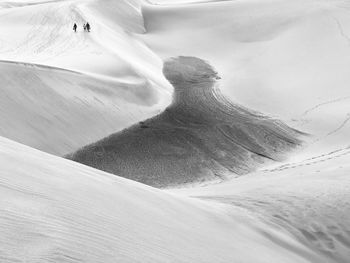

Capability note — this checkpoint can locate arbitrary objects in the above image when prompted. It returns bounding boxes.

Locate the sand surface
[0,136,321,263]
[69,56,303,187]
[0,0,350,262]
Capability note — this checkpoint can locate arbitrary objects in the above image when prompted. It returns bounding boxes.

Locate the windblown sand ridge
[68,57,303,187]
[0,60,166,155]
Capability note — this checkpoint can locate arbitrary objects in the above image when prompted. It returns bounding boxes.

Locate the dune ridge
[0,0,173,156]
[0,60,166,155]
[68,56,303,187]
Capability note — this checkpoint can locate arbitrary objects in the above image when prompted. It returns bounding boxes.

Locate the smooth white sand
[0,136,319,263]
[0,0,350,262]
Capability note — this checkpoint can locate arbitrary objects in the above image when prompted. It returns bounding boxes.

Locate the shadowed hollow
[68,56,303,187]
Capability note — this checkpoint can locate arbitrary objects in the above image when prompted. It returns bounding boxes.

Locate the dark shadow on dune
[67,56,304,188]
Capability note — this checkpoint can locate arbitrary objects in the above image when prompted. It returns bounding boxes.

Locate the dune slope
[0,136,322,263]
[0,0,171,155]
[68,56,303,187]
[171,145,350,263]
[0,0,349,262]
[0,60,166,155]
[141,0,350,159]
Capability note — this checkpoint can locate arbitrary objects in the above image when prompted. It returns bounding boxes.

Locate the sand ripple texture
[68,57,303,187]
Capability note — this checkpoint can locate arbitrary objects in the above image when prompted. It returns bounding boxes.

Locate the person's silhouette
[73,23,77,32]
[86,22,90,32]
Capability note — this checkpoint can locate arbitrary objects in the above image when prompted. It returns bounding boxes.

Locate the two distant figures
[73,22,90,33]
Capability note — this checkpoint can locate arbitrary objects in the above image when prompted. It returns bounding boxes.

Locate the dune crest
[68,56,303,187]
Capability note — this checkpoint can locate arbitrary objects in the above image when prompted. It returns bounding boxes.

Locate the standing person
[86,22,90,32]
[73,23,77,32]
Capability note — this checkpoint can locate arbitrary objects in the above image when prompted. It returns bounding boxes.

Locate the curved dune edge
[170,146,350,262]
[0,60,166,156]
[0,136,323,263]
[68,56,304,188]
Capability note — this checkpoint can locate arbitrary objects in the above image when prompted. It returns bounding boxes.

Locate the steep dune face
[68,57,302,187]
[0,60,166,155]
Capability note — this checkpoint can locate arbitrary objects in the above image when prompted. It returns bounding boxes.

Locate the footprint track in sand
[263,146,350,172]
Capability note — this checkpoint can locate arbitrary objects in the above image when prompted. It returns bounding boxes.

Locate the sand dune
[0,0,169,87]
[68,56,303,187]
[141,0,350,160]
[0,60,167,155]
[0,0,172,155]
[0,136,322,263]
[1,0,350,262]
[171,145,350,263]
